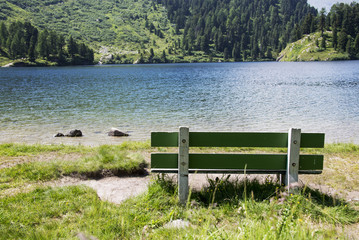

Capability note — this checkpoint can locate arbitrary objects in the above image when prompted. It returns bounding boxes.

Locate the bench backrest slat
[151,132,325,148]
[151,153,323,171]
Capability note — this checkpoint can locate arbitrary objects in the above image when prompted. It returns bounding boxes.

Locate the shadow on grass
[154,174,348,208]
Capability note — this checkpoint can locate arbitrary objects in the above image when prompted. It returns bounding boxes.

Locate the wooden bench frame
[151,127,325,204]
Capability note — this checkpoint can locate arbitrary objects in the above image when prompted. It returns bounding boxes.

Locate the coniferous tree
[67,36,77,58]
[161,50,166,62]
[232,43,241,61]
[223,47,229,60]
[338,31,348,52]
[36,29,49,58]
[332,26,338,49]
[28,35,36,62]
[0,21,93,65]
[0,21,8,48]
[354,33,359,55]
[320,35,326,49]
[346,38,355,58]
[10,32,21,59]
[318,8,326,36]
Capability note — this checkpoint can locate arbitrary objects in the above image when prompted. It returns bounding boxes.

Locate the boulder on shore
[54,133,65,137]
[65,129,83,137]
[108,128,129,137]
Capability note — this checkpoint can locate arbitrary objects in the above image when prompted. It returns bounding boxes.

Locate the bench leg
[178,127,189,204]
[285,128,301,191]
[277,174,285,186]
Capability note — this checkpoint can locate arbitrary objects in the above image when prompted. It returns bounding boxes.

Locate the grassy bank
[1,177,358,239]
[0,142,358,239]
[0,143,148,192]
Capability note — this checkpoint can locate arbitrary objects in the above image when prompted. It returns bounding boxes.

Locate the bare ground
[51,176,151,204]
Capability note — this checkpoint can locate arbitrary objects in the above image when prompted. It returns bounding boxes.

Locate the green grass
[0,141,150,157]
[0,144,147,192]
[0,142,358,238]
[0,176,358,239]
[278,31,353,62]
[0,56,12,67]
[1,0,184,63]
[0,143,92,157]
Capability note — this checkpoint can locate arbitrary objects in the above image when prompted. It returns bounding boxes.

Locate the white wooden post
[178,127,189,204]
[285,128,301,190]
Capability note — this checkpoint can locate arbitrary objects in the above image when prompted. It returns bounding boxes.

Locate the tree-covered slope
[278,2,359,61]
[0,21,94,66]
[277,31,351,61]
[1,0,358,65]
[1,0,175,48]
[155,0,317,61]
[0,0,182,64]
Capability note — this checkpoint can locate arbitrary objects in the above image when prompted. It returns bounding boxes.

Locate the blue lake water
[1,61,359,145]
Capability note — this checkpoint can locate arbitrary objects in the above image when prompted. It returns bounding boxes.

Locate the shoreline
[2,58,359,68]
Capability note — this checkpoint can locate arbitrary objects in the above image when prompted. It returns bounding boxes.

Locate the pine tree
[67,36,77,57]
[161,50,166,62]
[346,38,355,58]
[266,47,273,59]
[318,8,326,36]
[354,33,359,55]
[223,47,229,60]
[57,35,65,58]
[36,29,49,58]
[200,35,210,53]
[338,31,348,52]
[232,43,241,61]
[332,26,338,49]
[0,21,8,48]
[320,35,326,49]
[10,32,21,59]
[48,31,58,56]
[28,35,36,62]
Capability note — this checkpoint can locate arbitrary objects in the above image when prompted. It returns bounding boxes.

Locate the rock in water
[108,128,129,137]
[54,133,64,137]
[66,129,83,137]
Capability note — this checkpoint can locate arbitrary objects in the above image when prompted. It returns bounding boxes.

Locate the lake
[1,61,359,145]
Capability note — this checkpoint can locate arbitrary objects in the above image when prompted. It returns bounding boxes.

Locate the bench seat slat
[151,132,325,148]
[151,153,323,171]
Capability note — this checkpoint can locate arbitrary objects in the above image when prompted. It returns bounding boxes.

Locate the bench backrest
[151,127,325,203]
[151,131,325,173]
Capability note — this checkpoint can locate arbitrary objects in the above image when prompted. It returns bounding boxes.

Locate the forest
[0,0,358,64]
[0,21,94,65]
[155,0,359,61]
[295,2,359,58]
[155,0,318,61]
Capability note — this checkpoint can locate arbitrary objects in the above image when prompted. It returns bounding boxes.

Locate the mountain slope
[277,31,351,61]
[2,0,174,48]
[3,0,357,64]
[0,0,182,64]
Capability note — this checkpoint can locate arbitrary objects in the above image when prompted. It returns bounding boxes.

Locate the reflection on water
[1,61,359,145]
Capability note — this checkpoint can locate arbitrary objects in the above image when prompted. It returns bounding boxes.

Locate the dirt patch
[305,182,359,203]
[52,176,151,204]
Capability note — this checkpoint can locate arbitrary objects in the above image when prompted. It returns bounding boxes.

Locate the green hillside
[1,0,358,65]
[277,31,352,61]
[0,0,182,64]
[278,3,359,61]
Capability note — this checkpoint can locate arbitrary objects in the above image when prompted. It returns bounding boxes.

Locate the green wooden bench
[151,127,325,204]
